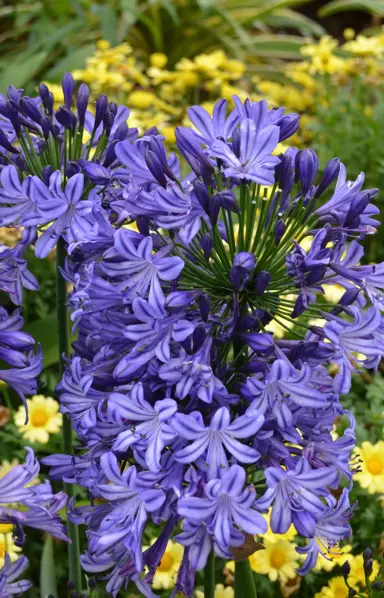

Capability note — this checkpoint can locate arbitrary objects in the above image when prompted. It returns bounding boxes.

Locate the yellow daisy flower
[0,529,22,567]
[151,540,183,590]
[14,395,62,444]
[354,441,384,494]
[348,554,380,588]
[314,576,348,598]
[250,538,299,583]
[195,584,234,598]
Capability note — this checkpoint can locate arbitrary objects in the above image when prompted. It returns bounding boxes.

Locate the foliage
[0,0,320,93]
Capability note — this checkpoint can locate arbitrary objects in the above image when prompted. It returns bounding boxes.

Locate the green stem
[204,550,215,598]
[56,237,82,591]
[235,560,257,598]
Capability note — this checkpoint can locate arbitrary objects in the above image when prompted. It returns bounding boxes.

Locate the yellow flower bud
[128,90,155,109]
[150,53,168,68]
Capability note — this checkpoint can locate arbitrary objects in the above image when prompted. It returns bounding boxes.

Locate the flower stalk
[56,237,82,591]
[204,550,215,598]
[235,560,257,598]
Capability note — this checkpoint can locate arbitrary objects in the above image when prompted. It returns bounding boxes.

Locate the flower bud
[296,148,318,196]
[0,129,19,154]
[254,270,270,295]
[145,149,167,187]
[278,113,300,142]
[62,72,75,110]
[201,233,213,261]
[94,95,108,129]
[55,106,77,132]
[76,83,90,126]
[315,157,340,198]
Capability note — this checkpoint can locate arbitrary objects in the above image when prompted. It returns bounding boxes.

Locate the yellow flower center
[367,457,383,475]
[269,547,287,569]
[158,553,174,572]
[0,523,12,533]
[30,409,49,427]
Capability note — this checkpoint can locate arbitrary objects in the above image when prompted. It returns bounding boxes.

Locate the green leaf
[265,8,325,36]
[40,535,57,598]
[24,312,76,368]
[120,0,138,26]
[95,5,119,45]
[0,50,48,92]
[44,44,96,83]
[250,33,305,58]
[319,0,384,16]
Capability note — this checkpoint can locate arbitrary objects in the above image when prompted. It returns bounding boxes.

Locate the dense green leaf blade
[319,0,384,16]
[40,535,57,598]
[44,44,96,83]
[24,312,76,368]
[0,50,48,91]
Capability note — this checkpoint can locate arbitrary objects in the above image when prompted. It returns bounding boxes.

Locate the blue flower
[0,555,32,597]
[178,465,267,557]
[211,118,280,184]
[35,172,94,258]
[173,406,263,478]
[256,458,339,535]
[109,383,177,472]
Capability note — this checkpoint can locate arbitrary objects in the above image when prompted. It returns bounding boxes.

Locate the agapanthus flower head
[1,76,382,596]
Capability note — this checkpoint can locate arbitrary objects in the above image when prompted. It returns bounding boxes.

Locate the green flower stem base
[56,237,82,592]
[235,560,257,598]
[204,550,215,598]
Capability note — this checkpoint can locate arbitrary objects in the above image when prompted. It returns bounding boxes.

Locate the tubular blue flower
[211,118,280,184]
[0,555,32,597]
[0,166,67,227]
[109,383,177,472]
[256,458,339,534]
[187,99,238,146]
[296,489,354,574]
[102,232,184,307]
[323,306,384,393]
[159,338,217,403]
[0,448,68,543]
[178,465,267,557]
[173,406,263,478]
[34,171,94,258]
[242,360,330,427]
[89,452,165,570]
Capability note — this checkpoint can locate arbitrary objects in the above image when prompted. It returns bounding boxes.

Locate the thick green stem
[235,560,257,598]
[56,237,82,591]
[204,550,215,598]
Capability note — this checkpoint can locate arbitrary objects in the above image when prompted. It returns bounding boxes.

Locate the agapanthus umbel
[0,75,381,596]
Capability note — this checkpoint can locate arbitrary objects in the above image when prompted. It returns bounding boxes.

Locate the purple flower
[242,360,330,428]
[35,171,94,258]
[0,555,32,597]
[178,465,267,557]
[256,458,339,534]
[90,452,165,570]
[323,307,384,394]
[187,99,238,145]
[0,448,68,543]
[102,232,184,307]
[296,489,353,574]
[211,118,280,184]
[0,165,66,227]
[109,383,177,472]
[159,338,217,403]
[173,406,263,478]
